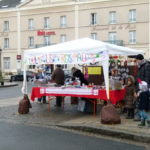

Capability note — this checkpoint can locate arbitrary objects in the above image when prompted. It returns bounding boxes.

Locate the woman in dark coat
[124,75,136,119]
[71,67,89,86]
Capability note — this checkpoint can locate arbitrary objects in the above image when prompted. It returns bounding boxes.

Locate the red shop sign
[37,30,56,36]
[17,55,21,60]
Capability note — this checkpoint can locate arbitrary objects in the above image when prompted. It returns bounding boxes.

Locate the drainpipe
[75,0,79,39]
[17,9,21,72]
[149,0,150,58]
[0,48,2,71]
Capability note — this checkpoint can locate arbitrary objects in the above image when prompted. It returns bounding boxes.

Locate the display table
[31,87,99,101]
[31,87,125,116]
[31,87,125,104]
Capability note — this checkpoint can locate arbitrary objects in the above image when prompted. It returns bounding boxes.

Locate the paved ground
[0,82,18,88]
[0,95,150,144]
[0,121,146,150]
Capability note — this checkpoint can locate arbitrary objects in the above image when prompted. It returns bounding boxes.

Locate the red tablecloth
[31,87,125,104]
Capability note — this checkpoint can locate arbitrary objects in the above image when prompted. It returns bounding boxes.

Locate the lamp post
[0,48,4,86]
[0,48,1,71]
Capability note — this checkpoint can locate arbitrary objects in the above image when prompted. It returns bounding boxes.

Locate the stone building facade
[0,0,149,73]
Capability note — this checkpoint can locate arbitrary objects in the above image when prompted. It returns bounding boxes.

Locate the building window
[60,16,67,27]
[3,57,10,69]
[44,17,50,29]
[29,65,35,69]
[60,34,66,42]
[4,38,9,48]
[91,33,97,40]
[44,36,50,46]
[4,21,9,32]
[108,32,117,44]
[129,30,136,44]
[28,18,34,30]
[28,36,34,48]
[90,13,97,25]
[62,64,67,69]
[109,11,116,24]
[129,9,136,22]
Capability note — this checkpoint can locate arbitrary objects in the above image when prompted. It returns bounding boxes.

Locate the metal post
[0,48,2,71]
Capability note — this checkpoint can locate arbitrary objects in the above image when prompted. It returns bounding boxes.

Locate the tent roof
[24,38,144,57]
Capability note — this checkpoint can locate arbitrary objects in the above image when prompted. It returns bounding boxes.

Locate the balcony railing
[35,43,56,48]
[105,40,124,46]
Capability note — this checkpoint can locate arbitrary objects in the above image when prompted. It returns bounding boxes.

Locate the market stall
[23,38,144,104]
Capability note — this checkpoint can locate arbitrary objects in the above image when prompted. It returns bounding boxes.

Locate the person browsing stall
[51,65,65,107]
[71,67,89,86]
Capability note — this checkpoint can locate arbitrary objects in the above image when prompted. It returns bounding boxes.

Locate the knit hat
[139,81,148,92]
[136,54,144,60]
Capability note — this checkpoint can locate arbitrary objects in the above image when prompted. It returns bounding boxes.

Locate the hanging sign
[17,55,21,60]
[24,50,108,65]
[88,67,102,75]
[37,30,56,36]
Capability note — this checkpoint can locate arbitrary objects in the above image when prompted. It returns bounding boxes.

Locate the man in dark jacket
[51,65,65,107]
[134,54,150,121]
[136,54,150,88]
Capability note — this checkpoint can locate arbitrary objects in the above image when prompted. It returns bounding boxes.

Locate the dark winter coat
[51,67,65,85]
[73,69,89,85]
[124,85,135,109]
[137,60,150,87]
[138,91,150,111]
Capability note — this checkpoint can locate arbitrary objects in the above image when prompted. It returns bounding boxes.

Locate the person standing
[124,76,136,119]
[135,54,150,88]
[134,54,150,121]
[51,65,65,107]
[137,81,150,126]
[36,69,47,104]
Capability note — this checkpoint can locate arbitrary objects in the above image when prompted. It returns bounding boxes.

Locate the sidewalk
[57,114,150,143]
[0,96,149,143]
[0,82,18,88]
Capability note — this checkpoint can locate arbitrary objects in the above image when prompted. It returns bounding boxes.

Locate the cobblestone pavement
[0,96,150,143]
[0,96,85,127]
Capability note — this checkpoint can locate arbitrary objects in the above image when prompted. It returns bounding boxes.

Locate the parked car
[10,71,35,82]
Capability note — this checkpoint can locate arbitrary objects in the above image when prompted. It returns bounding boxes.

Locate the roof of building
[0,0,22,9]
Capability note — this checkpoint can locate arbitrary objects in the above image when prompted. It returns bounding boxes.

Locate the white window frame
[4,38,9,49]
[28,18,34,30]
[60,16,67,27]
[91,33,97,40]
[91,13,97,25]
[129,30,136,44]
[44,36,51,46]
[108,32,117,44]
[3,57,10,70]
[28,36,34,48]
[129,9,136,22]
[4,21,9,32]
[109,11,116,24]
[44,17,50,29]
[60,34,67,43]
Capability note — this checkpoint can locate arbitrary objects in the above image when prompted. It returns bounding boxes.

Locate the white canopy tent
[23,38,144,99]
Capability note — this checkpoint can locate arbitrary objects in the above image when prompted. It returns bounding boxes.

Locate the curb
[0,83,18,88]
[57,124,150,143]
